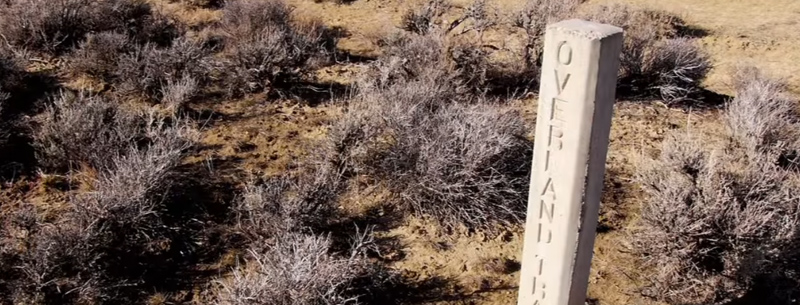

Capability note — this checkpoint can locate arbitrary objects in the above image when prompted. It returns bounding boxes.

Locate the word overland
[517,20,623,305]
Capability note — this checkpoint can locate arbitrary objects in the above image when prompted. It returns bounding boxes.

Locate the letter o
[557,41,572,65]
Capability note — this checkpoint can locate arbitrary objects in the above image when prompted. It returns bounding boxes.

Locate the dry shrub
[401,0,450,35]
[514,0,580,67]
[0,0,179,54]
[7,107,196,302]
[70,117,195,241]
[396,0,536,93]
[0,0,96,54]
[0,48,20,112]
[68,32,132,78]
[161,74,200,110]
[396,103,532,228]
[34,92,140,172]
[180,0,224,8]
[725,67,800,159]
[34,91,199,172]
[104,0,180,47]
[0,46,32,178]
[371,33,458,95]
[373,31,505,96]
[218,0,333,97]
[318,17,533,230]
[115,37,209,103]
[635,70,800,304]
[214,233,375,305]
[646,38,711,103]
[323,74,532,230]
[232,162,343,242]
[10,111,196,303]
[219,157,386,305]
[580,4,711,103]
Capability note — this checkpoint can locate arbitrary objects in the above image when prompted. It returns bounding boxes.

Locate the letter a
[540,177,556,198]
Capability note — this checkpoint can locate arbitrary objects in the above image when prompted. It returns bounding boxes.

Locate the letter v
[554,69,570,94]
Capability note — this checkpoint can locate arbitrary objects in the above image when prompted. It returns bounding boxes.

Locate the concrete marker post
[516,19,623,305]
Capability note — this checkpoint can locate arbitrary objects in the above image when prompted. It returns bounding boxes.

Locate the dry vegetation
[635,68,800,304]
[0,0,796,304]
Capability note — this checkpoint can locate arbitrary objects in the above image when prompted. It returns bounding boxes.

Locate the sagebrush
[7,107,196,302]
[635,69,800,304]
[218,0,333,97]
[0,0,178,54]
[213,233,378,305]
[580,4,711,103]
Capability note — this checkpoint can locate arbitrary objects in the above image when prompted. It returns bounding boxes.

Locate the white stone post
[517,20,623,305]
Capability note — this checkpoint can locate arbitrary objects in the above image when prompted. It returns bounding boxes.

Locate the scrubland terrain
[1,0,799,304]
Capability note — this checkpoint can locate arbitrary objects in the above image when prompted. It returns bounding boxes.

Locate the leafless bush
[214,233,373,305]
[161,74,199,110]
[725,67,800,158]
[398,103,532,229]
[371,31,499,96]
[579,4,681,73]
[321,27,533,230]
[68,32,132,78]
[71,117,195,240]
[233,162,343,242]
[34,92,141,172]
[11,113,196,302]
[326,78,532,230]
[0,0,179,54]
[8,216,101,304]
[374,33,450,84]
[401,0,450,35]
[634,68,800,305]
[646,38,711,103]
[0,48,21,107]
[115,37,209,102]
[514,0,579,69]
[454,0,497,35]
[180,0,223,8]
[0,0,95,53]
[218,0,333,97]
[34,91,198,172]
[100,0,180,47]
[580,4,710,103]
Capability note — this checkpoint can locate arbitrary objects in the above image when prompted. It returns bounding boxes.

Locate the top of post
[547,19,623,40]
